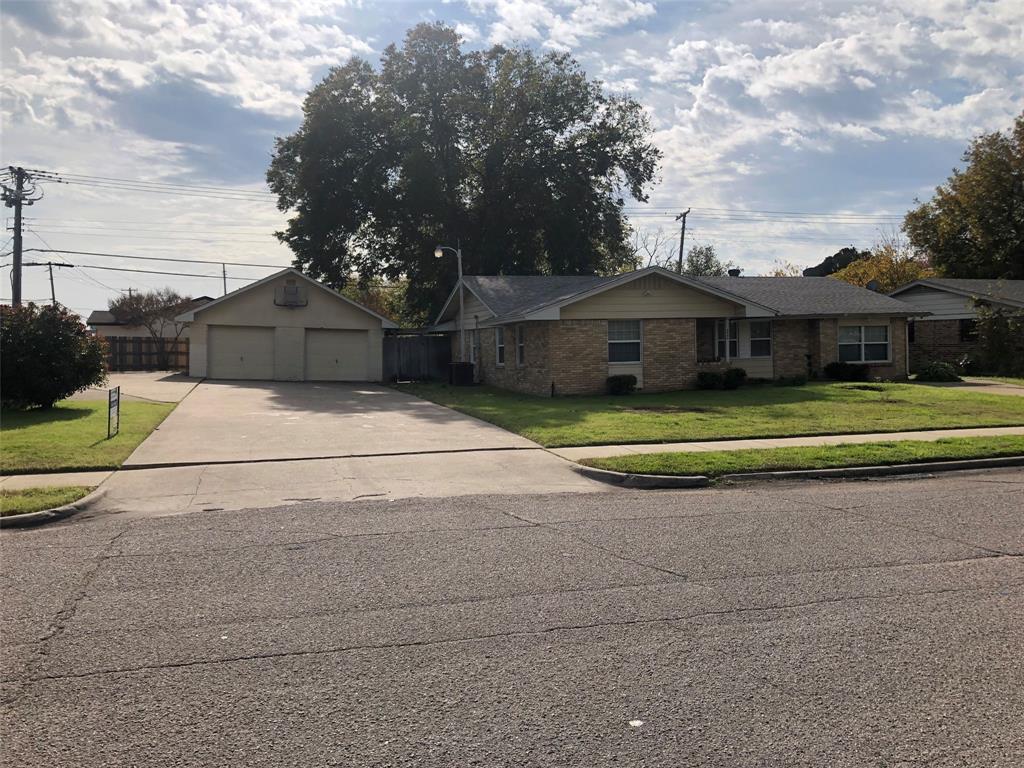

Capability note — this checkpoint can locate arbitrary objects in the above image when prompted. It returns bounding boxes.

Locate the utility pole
[222,263,227,295]
[2,166,63,306]
[675,208,691,274]
[22,261,74,305]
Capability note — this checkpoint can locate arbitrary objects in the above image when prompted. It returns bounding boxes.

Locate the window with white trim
[495,327,505,366]
[608,320,642,363]
[515,325,525,366]
[838,324,890,362]
[715,319,737,359]
[749,320,772,358]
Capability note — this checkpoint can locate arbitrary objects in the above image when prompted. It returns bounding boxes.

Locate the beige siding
[895,286,976,319]
[187,274,384,380]
[561,275,741,319]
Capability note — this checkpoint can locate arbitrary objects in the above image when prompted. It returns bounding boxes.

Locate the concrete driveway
[99,381,603,516]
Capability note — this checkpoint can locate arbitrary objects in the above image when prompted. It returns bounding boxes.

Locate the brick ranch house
[889,278,1024,372]
[434,266,921,396]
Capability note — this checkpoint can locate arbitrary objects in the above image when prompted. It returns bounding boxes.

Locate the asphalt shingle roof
[695,276,919,316]
[460,271,920,319]
[463,275,615,317]
[895,278,1024,306]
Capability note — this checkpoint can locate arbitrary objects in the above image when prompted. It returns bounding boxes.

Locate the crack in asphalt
[1,522,134,705]
[18,577,1022,685]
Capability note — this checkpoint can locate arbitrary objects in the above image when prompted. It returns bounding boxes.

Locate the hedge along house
[888,279,1024,372]
[433,266,922,396]
[176,268,397,381]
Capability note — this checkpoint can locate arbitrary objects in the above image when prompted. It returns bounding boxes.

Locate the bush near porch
[397,381,1024,448]
[1,400,175,474]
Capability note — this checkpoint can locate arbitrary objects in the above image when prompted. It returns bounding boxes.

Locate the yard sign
[108,386,120,439]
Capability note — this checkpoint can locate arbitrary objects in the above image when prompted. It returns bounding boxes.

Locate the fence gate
[383,333,451,382]
[105,336,189,372]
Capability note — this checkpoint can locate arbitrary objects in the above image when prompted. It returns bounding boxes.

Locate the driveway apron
[98,381,604,516]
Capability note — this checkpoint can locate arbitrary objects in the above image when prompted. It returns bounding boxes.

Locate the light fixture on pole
[435,241,465,361]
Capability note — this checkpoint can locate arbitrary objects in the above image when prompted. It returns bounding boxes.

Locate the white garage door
[208,326,275,380]
[304,329,369,381]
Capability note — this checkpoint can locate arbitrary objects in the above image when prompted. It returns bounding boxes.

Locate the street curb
[570,464,710,488]
[0,487,108,530]
[716,455,1024,483]
[571,455,1024,489]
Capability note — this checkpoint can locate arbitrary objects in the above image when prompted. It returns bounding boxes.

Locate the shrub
[606,374,637,395]
[696,371,724,390]
[0,304,107,409]
[722,367,747,390]
[915,361,962,382]
[824,361,870,381]
[774,374,808,386]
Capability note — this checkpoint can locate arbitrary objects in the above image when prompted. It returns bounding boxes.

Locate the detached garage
[177,268,397,381]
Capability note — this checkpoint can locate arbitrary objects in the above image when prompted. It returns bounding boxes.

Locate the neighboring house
[176,268,397,381]
[889,279,1024,371]
[87,296,214,339]
[434,266,921,396]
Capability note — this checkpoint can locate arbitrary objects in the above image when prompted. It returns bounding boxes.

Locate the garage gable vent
[274,278,309,308]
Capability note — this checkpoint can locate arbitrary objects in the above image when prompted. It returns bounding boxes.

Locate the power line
[25,248,289,270]
[71,263,257,281]
[33,170,275,197]
[28,227,279,244]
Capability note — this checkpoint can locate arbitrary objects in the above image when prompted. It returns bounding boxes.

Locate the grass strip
[1,486,92,517]
[398,381,1024,448]
[580,435,1024,477]
[1,400,175,474]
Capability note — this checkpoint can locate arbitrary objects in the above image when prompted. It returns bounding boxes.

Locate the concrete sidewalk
[549,425,1024,460]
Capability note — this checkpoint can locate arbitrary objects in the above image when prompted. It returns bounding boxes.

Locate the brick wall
[772,319,812,378]
[549,320,609,395]
[642,318,698,391]
[908,319,980,371]
[476,323,553,396]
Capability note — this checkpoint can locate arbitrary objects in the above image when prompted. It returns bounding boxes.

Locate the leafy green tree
[904,113,1024,279]
[1,304,107,409]
[267,22,661,315]
[681,244,735,277]
[973,304,1024,375]
[802,246,870,277]
[831,233,935,293]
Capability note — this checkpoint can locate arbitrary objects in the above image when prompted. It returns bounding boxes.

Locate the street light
[435,241,465,362]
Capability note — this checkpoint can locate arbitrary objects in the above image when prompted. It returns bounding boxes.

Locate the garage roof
[175,268,398,327]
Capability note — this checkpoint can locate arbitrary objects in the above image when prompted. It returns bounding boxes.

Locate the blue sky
[2,0,1022,314]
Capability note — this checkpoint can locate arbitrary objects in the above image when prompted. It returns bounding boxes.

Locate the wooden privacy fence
[383,332,451,382]
[104,336,189,372]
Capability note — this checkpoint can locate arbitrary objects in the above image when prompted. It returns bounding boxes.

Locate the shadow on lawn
[1,405,93,430]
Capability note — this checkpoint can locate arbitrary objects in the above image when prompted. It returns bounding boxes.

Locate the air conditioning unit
[274,279,308,308]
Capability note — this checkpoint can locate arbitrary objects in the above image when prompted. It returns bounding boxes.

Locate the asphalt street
[2,469,1022,767]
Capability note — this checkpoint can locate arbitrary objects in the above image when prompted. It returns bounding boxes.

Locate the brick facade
[772,319,813,378]
[549,320,608,395]
[476,322,554,396]
[451,314,908,397]
[642,318,698,391]
[908,319,979,372]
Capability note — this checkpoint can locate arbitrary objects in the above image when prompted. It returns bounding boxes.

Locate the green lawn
[581,435,1024,478]
[397,381,1024,448]
[1,400,175,474]
[1,486,92,516]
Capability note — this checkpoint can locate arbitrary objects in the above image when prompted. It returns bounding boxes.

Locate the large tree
[681,244,735,277]
[802,246,870,277]
[904,113,1024,279]
[831,234,935,293]
[267,23,661,315]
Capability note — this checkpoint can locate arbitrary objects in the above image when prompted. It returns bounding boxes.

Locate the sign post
[107,386,120,439]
